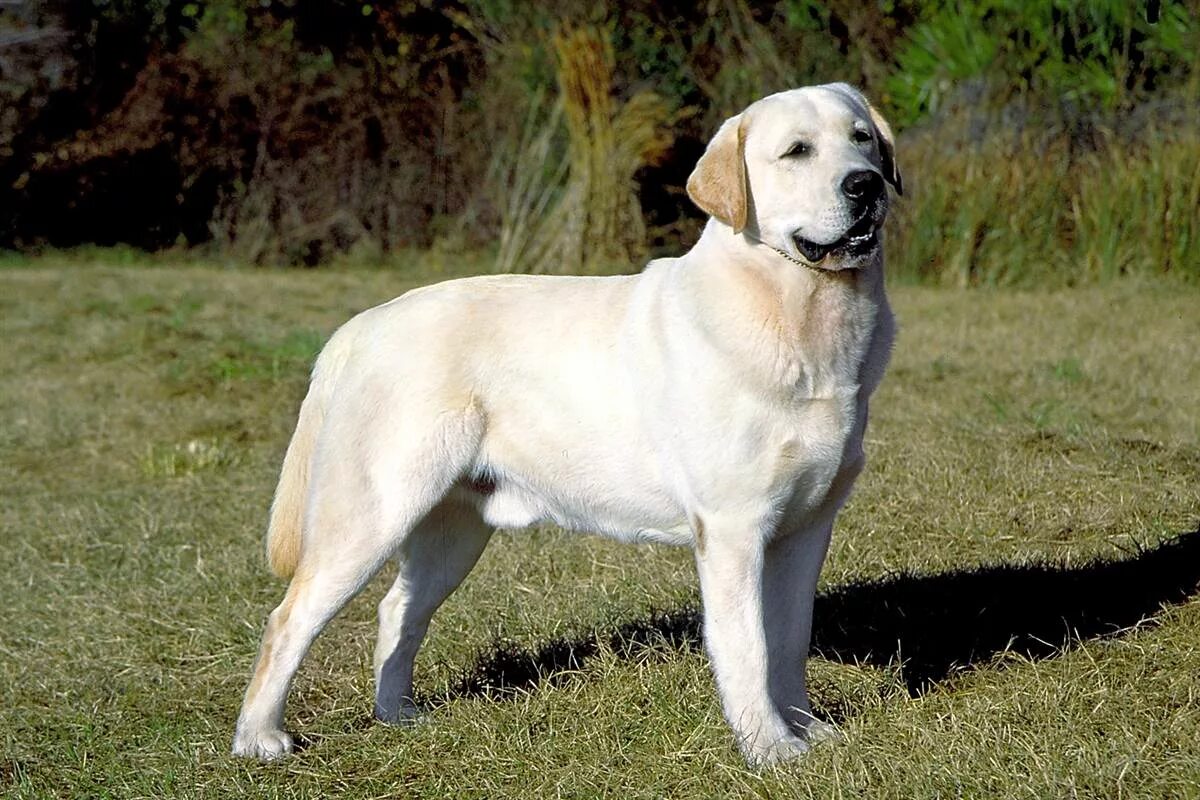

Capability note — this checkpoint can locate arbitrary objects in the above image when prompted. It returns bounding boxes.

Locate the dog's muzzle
[791,169,887,265]
[792,213,880,264]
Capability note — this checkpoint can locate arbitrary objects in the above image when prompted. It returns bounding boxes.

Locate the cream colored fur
[233,83,900,765]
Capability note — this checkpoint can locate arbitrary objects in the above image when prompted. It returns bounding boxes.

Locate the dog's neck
[682,218,890,396]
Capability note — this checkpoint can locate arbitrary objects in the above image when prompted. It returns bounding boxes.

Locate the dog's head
[687,83,902,270]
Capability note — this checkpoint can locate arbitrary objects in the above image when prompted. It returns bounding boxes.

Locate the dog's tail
[265,326,355,579]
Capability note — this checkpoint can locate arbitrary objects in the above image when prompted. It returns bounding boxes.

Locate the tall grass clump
[887,98,1200,286]
[489,90,569,275]
[494,25,677,275]
[1069,131,1200,281]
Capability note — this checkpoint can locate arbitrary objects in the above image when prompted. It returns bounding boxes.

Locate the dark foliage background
[1,0,1196,280]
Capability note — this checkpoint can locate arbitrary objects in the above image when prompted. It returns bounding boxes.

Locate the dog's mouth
[792,214,880,265]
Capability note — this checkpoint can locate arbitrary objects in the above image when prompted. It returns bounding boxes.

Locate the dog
[232,83,900,765]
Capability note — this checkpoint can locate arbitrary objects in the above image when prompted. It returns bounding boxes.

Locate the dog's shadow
[436,524,1200,707]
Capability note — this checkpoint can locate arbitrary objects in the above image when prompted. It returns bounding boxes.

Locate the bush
[3,0,491,263]
[886,0,1196,126]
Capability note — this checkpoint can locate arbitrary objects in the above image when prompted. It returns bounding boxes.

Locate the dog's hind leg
[232,403,484,761]
[232,508,399,761]
[373,499,493,723]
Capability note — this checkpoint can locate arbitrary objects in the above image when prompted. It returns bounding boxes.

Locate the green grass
[2,262,1198,798]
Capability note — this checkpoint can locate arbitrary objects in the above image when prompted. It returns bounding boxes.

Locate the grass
[1,260,1198,798]
[885,105,1200,287]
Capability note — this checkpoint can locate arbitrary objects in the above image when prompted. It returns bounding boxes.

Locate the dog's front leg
[694,514,810,765]
[762,521,840,745]
[762,453,865,745]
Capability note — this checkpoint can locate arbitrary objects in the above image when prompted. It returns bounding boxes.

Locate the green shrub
[887,0,1196,126]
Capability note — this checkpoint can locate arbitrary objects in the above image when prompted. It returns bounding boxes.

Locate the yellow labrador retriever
[233,83,901,765]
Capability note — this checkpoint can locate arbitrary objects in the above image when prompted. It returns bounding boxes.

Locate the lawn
[2,261,1198,799]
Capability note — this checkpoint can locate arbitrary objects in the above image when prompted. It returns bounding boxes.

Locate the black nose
[842,170,883,204]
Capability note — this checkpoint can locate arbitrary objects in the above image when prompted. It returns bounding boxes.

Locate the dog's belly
[463,433,690,543]
[472,478,693,545]
[462,395,860,546]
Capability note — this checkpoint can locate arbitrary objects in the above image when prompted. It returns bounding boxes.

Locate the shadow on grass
[437,523,1200,703]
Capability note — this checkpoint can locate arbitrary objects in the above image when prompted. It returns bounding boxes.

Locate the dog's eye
[852,129,873,144]
[783,141,812,158]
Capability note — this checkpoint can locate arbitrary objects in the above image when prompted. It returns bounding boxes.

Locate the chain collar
[739,230,863,273]
[740,230,826,272]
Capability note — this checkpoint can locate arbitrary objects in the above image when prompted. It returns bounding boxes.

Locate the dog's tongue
[793,235,833,263]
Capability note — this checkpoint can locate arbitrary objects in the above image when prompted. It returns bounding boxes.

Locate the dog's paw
[744,732,811,767]
[802,719,844,746]
[231,727,294,761]
[373,701,422,726]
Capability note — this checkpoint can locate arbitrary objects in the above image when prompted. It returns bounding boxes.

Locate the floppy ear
[865,102,903,196]
[686,113,748,232]
[824,82,903,196]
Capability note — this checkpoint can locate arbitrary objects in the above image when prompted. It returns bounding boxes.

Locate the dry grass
[1,259,1198,798]
[493,25,677,275]
[887,101,1200,286]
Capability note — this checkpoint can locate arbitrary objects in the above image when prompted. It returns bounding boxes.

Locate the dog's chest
[775,388,862,512]
[779,281,878,395]
[732,289,882,512]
